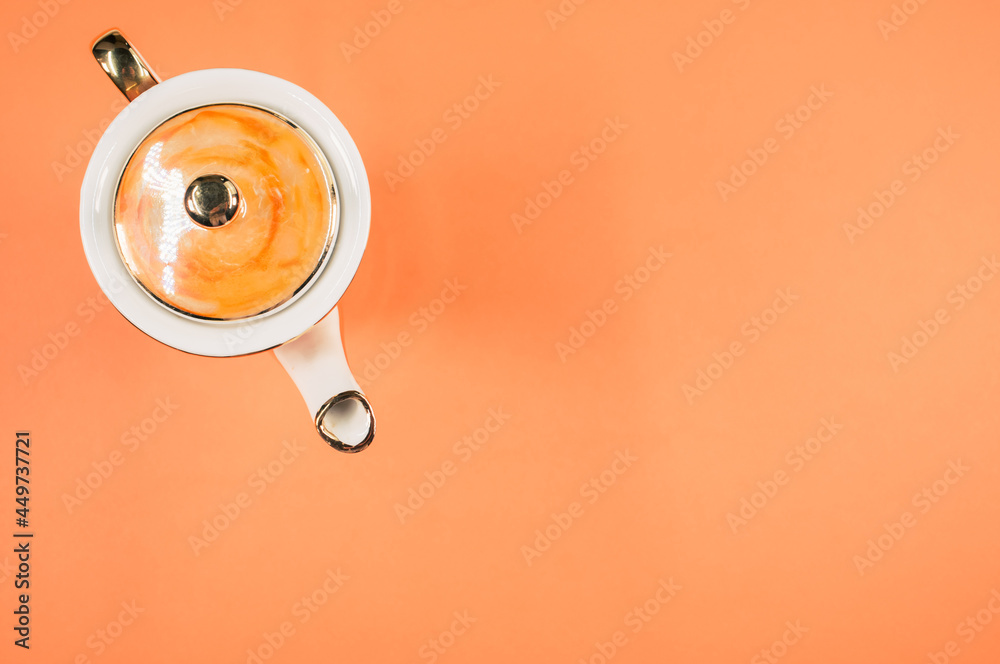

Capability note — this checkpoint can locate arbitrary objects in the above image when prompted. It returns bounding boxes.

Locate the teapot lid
[113,103,337,320]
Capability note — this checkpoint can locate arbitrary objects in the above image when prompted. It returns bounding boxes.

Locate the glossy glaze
[114,104,335,320]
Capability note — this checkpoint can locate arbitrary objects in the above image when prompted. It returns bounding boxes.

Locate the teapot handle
[274,309,376,453]
[92,29,159,101]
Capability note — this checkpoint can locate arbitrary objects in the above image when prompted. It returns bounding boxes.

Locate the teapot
[79,30,375,452]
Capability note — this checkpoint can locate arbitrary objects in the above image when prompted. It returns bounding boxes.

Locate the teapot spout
[274,309,375,453]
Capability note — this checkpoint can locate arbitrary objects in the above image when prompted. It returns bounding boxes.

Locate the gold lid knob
[184,175,240,228]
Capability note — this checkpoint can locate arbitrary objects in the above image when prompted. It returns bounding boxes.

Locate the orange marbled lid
[113,104,337,320]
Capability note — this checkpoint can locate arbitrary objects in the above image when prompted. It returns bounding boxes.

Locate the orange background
[2,0,1000,662]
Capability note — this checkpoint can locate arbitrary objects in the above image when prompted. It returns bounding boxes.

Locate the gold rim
[314,391,376,453]
[110,103,340,324]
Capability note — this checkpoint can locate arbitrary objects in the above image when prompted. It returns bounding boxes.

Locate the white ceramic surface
[80,68,371,357]
[274,308,373,449]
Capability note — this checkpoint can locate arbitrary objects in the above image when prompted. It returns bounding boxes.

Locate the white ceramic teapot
[80,30,375,452]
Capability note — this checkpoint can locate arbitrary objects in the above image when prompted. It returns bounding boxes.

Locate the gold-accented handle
[92,30,159,101]
[315,390,376,454]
